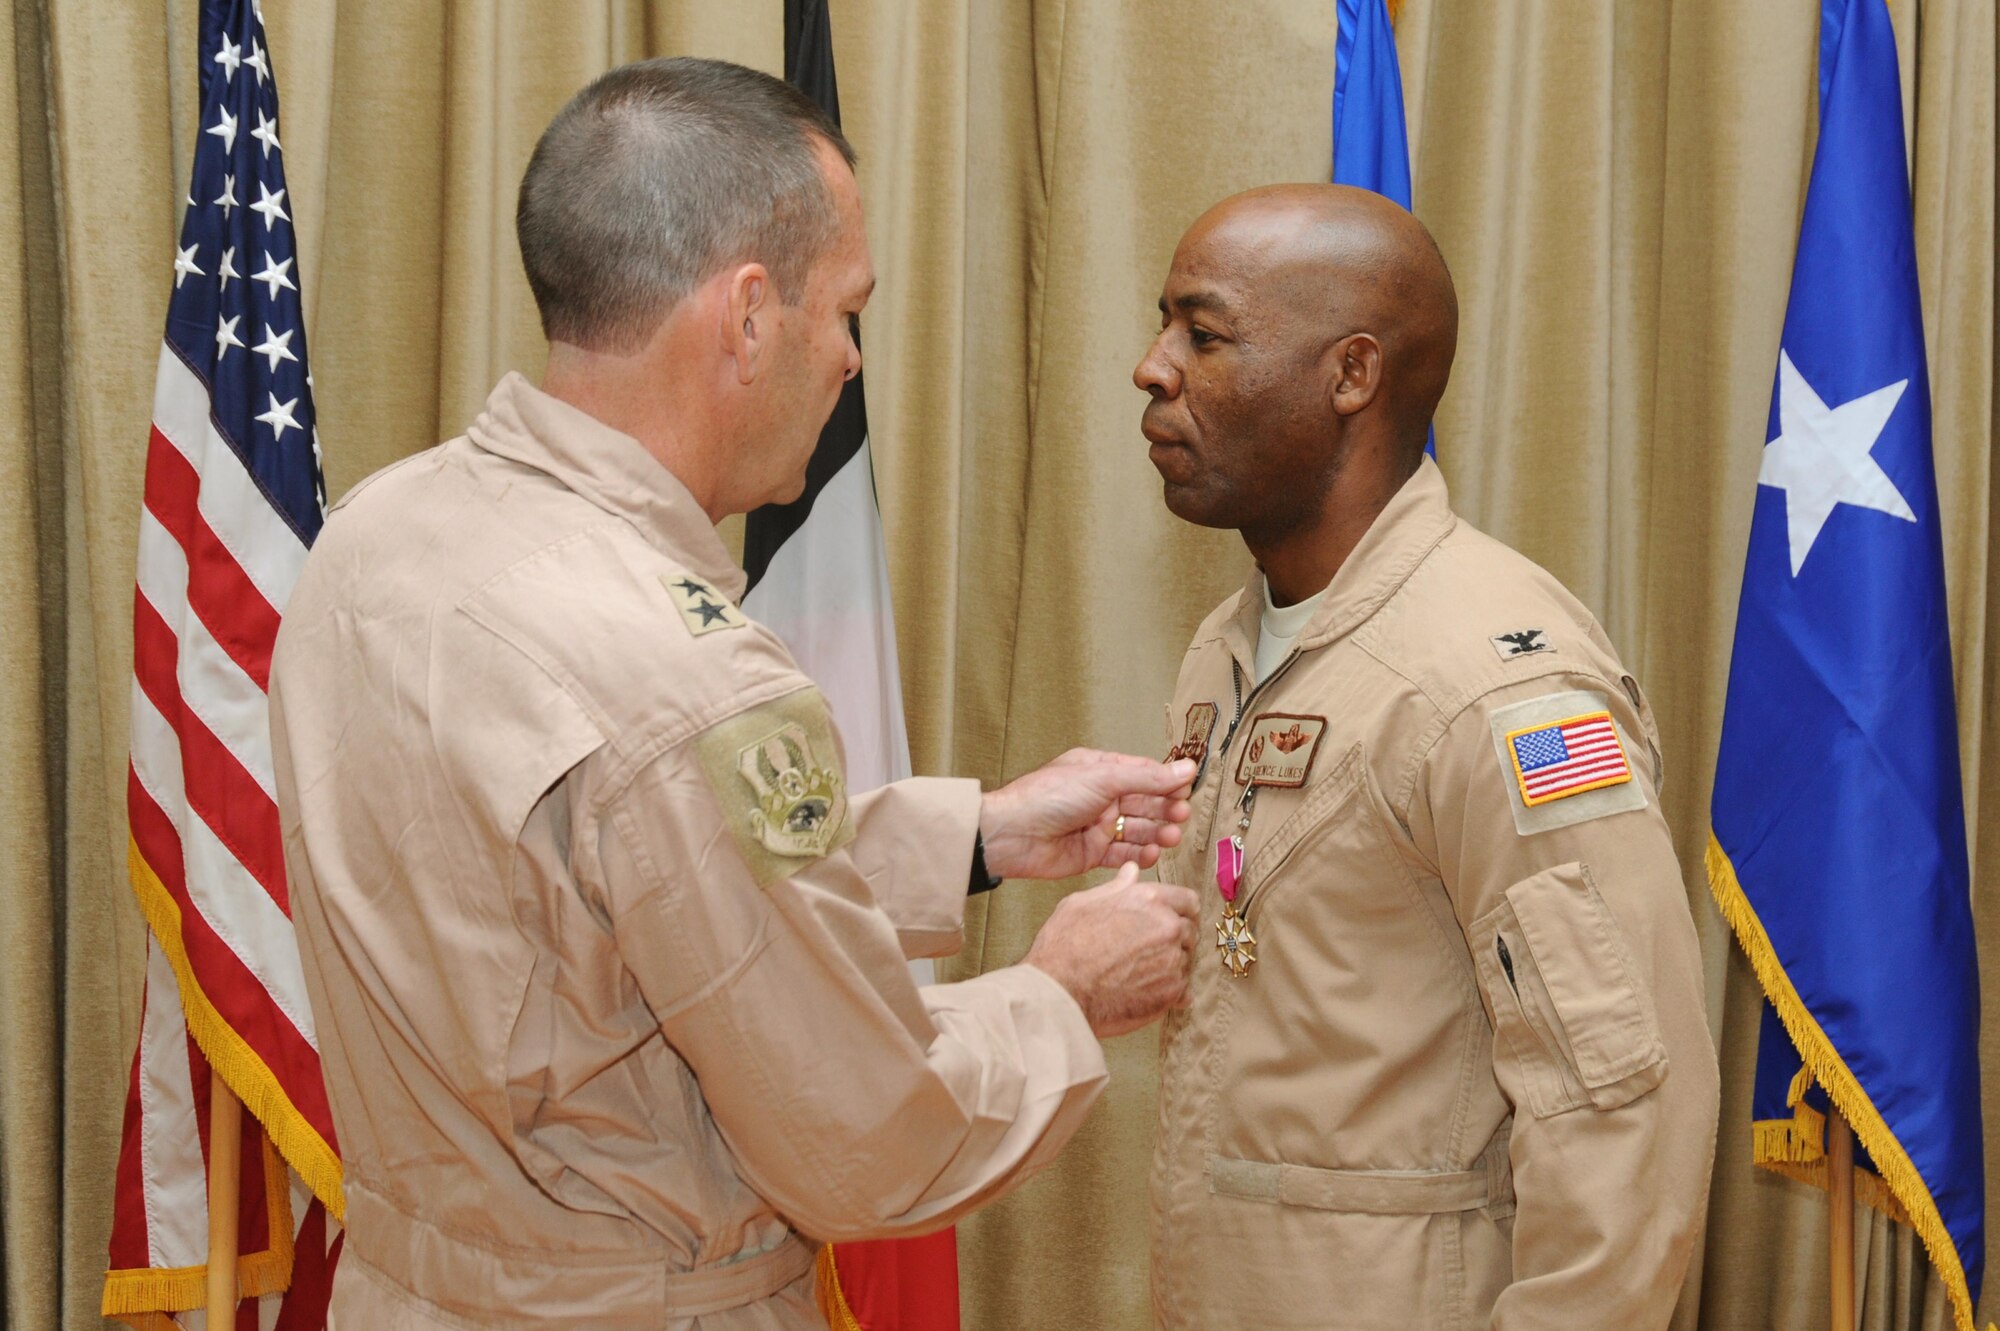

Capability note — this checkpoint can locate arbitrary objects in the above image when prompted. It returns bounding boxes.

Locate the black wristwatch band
[968,831,1003,895]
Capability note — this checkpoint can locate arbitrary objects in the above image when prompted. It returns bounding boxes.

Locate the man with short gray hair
[516,56,855,352]
[270,57,1201,1328]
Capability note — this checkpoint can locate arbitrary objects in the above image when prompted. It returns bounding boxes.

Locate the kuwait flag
[739,2,959,1328]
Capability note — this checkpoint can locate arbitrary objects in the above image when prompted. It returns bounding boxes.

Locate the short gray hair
[517,57,857,352]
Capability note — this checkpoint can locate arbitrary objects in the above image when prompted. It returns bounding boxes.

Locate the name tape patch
[1235,713,1328,789]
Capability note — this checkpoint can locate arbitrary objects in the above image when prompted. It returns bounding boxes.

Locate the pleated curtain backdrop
[0,2,1991,1329]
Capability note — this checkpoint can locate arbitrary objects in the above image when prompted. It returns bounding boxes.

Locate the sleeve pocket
[1471,861,1669,1117]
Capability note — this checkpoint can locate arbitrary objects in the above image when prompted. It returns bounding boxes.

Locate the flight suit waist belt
[1205,1143,1514,1216]
[344,1182,818,1320]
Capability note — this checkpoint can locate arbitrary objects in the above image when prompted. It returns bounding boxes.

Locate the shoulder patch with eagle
[695,688,853,885]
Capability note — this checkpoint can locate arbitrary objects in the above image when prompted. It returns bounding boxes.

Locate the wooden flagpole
[1828,1107,1856,1331]
[206,1079,243,1324]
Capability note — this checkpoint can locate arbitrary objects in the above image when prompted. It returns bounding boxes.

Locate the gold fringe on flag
[1707,835,1989,1331]
[102,1133,296,1322]
[1750,1062,1908,1222]
[126,839,345,1221]
[814,1244,865,1331]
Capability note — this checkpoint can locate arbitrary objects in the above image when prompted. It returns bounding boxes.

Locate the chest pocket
[1237,742,1367,918]
[1207,741,1478,1167]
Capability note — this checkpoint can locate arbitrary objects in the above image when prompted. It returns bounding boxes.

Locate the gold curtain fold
[0,2,1991,1328]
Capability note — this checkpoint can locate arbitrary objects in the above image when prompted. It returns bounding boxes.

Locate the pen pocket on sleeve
[1472,861,1668,1118]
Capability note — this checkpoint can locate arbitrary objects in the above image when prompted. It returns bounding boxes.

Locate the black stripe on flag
[741,0,870,592]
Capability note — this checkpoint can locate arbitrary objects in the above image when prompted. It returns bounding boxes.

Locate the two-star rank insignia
[662,573,747,637]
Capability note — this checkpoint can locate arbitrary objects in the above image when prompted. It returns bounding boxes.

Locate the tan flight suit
[1151,458,1719,1330]
[269,373,1107,1330]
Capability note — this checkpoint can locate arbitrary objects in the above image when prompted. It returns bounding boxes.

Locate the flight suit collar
[1223,455,1457,670]
[467,372,747,602]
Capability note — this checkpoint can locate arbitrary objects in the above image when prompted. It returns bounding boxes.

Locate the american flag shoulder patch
[1504,710,1633,807]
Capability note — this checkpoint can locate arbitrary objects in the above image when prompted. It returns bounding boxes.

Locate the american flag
[104,2,343,1326]
[1508,712,1632,807]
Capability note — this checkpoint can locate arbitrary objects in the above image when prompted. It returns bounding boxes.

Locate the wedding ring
[1113,814,1128,842]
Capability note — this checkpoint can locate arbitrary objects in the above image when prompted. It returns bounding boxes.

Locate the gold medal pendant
[1215,905,1257,977]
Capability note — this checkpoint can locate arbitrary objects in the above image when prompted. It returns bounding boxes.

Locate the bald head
[1137,185,1457,560]
[1178,184,1457,456]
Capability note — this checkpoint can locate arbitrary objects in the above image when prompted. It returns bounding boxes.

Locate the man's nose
[1134,339,1179,397]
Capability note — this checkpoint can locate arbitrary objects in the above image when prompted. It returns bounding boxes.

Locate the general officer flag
[1330,0,1430,455]
[742,3,959,1329]
[1331,0,1412,210]
[1707,1,1985,1326]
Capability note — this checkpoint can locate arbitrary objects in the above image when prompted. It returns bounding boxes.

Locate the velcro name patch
[663,573,747,637]
[1235,713,1328,788]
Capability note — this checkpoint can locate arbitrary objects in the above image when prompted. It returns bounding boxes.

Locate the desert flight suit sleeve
[589,684,1108,1243]
[1408,671,1720,1331]
[842,778,978,960]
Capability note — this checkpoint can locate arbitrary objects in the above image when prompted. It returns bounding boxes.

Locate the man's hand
[979,749,1196,880]
[1024,864,1200,1038]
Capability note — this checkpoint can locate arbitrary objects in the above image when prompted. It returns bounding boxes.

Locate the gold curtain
[0,2,1990,1328]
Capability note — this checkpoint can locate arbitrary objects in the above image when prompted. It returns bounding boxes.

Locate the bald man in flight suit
[1139,185,1720,1329]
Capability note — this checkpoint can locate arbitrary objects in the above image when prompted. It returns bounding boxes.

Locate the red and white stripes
[1514,713,1632,806]
[104,343,342,1328]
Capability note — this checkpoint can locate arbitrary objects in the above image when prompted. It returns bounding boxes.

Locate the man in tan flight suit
[269,59,1203,1329]
[1138,186,1720,1328]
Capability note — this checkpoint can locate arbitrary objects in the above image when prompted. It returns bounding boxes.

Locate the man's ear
[722,263,774,385]
[1328,332,1384,418]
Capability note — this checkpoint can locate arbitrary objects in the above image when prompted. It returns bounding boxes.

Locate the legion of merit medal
[1216,908,1257,977]
[1213,830,1256,977]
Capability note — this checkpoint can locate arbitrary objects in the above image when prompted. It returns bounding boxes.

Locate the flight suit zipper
[1212,648,1306,922]
[1217,645,1303,764]
[1211,657,1250,770]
